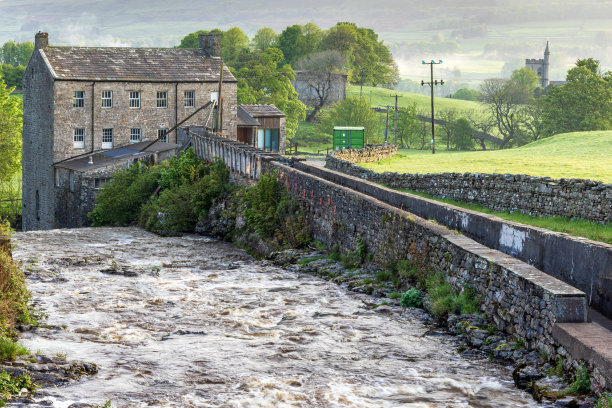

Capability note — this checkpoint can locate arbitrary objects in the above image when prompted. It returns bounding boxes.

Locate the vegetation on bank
[89,150,310,252]
[0,221,37,405]
[360,131,612,183]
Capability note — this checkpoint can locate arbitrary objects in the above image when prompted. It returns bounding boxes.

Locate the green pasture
[360,131,612,183]
[347,85,488,115]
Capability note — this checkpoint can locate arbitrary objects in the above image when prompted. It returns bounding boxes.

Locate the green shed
[332,126,365,151]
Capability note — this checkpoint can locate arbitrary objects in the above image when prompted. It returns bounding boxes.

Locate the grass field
[347,85,488,115]
[360,131,612,183]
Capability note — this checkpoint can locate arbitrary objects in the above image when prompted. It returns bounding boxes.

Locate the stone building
[525,41,550,88]
[22,31,237,231]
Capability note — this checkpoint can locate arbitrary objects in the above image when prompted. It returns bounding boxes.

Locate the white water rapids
[11,227,541,407]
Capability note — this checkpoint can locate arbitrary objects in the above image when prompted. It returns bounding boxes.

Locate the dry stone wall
[326,154,612,224]
[331,145,397,163]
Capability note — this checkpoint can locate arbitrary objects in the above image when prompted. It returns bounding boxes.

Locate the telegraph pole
[421,60,444,154]
[392,93,402,145]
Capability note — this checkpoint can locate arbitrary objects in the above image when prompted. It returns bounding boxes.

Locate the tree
[480,78,527,148]
[319,22,399,87]
[276,25,303,65]
[450,118,475,150]
[465,110,496,150]
[539,58,612,136]
[438,109,457,150]
[294,50,346,121]
[0,77,22,182]
[234,48,306,139]
[0,41,34,67]
[251,28,277,51]
[220,27,249,68]
[0,64,25,89]
[510,67,540,99]
[450,88,482,101]
[396,104,421,148]
[317,96,379,143]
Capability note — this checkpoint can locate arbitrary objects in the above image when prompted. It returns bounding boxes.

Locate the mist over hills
[2,0,611,82]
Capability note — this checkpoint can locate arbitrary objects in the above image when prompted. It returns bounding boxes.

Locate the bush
[0,337,28,361]
[0,221,35,339]
[596,393,612,408]
[89,163,161,226]
[426,273,480,317]
[400,289,423,308]
[566,363,591,395]
[0,369,36,404]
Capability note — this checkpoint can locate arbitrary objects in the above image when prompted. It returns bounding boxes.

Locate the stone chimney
[198,32,220,58]
[35,32,48,50]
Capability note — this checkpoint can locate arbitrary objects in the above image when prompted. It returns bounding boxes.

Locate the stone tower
[525,42,551,88]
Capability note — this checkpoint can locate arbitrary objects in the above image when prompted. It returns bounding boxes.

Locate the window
[158,129,168,143]
[184,91,195,107]
[129,91,140,108]
[157,91,168,108]
[94,178,108,190]
[101,90,113,108]
[73,91,84,107]
[263,129,280,152]
[73,128,85,148]
[54,168,60,187]
[130,128,142,143]
[102,128,113,149]
[210,91,219,102]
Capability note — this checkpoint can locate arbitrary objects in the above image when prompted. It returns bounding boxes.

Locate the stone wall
[326,155,612,224]
[271,162,587,353]
[330,145,398,164]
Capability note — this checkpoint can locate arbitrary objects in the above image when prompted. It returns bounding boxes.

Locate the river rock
[513,363,545,389]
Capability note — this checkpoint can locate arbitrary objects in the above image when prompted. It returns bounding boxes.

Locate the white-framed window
[130,128,142,143]
[210,91,219,103]
[101,90,113,108]
[102,128,113,149]
[157,91,168,108]
[184,90,195,107]
[73,91,85,107]
[158,128,168,143]
[129,91,140,108]
[54,168,60,187]
[73,128,85,148]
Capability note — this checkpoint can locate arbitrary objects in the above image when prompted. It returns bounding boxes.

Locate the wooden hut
[236,104,286,153]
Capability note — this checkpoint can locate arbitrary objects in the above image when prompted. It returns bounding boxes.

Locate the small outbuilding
[236,104,286,153]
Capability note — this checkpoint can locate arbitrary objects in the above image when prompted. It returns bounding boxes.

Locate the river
[11,227,541,407]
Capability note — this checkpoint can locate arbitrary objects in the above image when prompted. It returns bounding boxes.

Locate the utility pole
[384,105,390,145]
[392,93,402,145]
[421,60,444,154]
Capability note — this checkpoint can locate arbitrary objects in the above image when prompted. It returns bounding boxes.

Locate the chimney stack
[35,32,48,50]
[198,32,220,58]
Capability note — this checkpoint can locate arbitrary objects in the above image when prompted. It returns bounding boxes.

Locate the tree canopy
[234,48,306,140]
[539,58,612,136]
[0,77,22,181]
[251,27,277,51]
[317,96,379,143]
[0,41,33,67]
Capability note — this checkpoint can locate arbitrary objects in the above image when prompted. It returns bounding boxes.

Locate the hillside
[347,85,488,115]
[360,130,612,183]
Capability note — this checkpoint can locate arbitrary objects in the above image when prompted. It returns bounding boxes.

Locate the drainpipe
[175,82,178,144]
[91,82,95,152]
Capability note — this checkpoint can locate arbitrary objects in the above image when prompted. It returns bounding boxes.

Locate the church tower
[542,41,550,88]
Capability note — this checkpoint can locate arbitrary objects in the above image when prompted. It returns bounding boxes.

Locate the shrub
[566,363,591,395]
[0,221,35,339]
[89,163,161,226]
[400,289,423,308]
[425,273,480,317]
[0,370,36,404]
[596,393,612,408]
[0,337,28,361]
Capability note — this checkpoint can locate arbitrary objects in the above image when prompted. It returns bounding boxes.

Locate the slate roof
[240,104,285,118]
[55,141,178,172]
[42,47,236,82]
[237,105,261,127]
